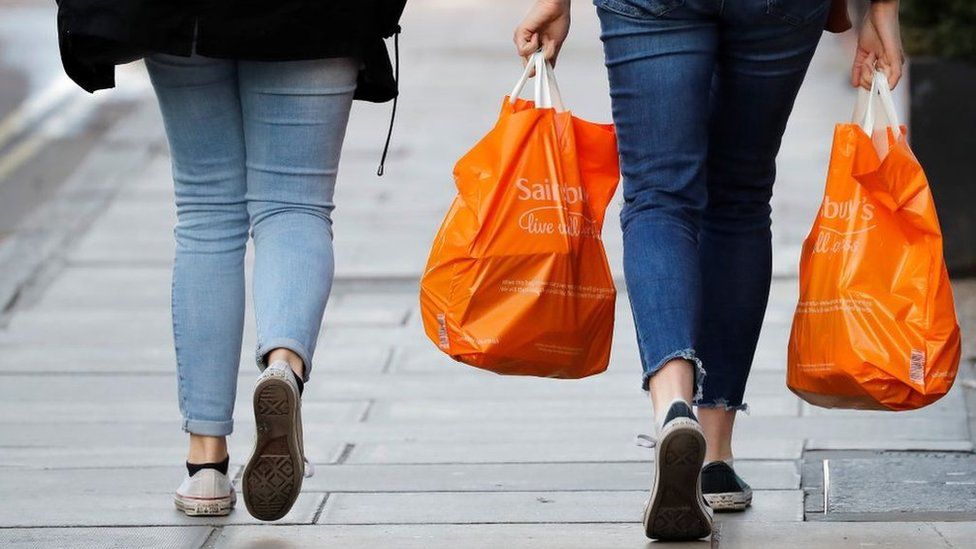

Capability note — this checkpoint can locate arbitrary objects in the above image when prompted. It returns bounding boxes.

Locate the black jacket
[56,1,406,102]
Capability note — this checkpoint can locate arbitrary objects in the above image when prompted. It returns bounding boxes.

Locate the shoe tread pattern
[243,379,303,521]
[644,425,712,541]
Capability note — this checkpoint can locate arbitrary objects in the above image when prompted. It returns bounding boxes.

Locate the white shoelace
[303,457,315,478]
[635,434,657,449]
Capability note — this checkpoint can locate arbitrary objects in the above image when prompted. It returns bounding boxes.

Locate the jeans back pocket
[765,0,830,26]
[596,0,686,20]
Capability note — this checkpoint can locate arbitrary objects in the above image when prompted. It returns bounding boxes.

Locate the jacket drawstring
[376,26,400,176]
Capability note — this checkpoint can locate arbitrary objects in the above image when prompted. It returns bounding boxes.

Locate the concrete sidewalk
[1,1,975,547]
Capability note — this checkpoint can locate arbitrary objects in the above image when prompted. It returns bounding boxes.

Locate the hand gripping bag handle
[508,50,566,112]
[853,70,902,136]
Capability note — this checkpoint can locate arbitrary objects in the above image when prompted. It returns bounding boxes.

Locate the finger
[859,52,877,90]
[851,49,868,88]
[549,42,564,68]
[860,67,874,90]
[515,30,540,57]
[519,34,540,77]
[884,52,904,90]
[542,38,558,66]
[887,64,902,90]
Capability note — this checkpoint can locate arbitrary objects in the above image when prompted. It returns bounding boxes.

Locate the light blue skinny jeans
[146,54,358,436]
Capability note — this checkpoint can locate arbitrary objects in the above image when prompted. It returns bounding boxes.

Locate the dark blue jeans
[595,0,829,409]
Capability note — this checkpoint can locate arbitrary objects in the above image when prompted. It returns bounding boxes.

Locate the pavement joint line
[2,255,69,313]
[231,488,803,494]
[199,526,223,549]
[380,347,397,374]
[0,524,212,530]
[335,444,357,465]
[0,371,178,377]
[311,493,331,525]
[314,520,651,525]
[929,523,957,549]
[399,306,414,326]
[0,459,799,471]
[358,399,376,422]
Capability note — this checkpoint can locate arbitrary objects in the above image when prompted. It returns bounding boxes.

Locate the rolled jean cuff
[695,399,750,414]
[642,347,705,402]
[183,418,234,437]
[256,337,313,382]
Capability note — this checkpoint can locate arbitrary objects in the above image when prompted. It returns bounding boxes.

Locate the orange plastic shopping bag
[420,52,620,379]
[788,71,961,410]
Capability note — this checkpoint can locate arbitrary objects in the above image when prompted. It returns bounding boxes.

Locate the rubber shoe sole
[242,376,305,521]
[705,489,753,512]
[643,418,712,540]
[174,492,236,517]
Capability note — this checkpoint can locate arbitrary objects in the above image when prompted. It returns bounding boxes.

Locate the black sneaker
[643,400,713,541]
[701,461,753,511]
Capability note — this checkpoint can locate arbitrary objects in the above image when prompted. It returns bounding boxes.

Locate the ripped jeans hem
[695,400,750,414]
[641,348,705,402]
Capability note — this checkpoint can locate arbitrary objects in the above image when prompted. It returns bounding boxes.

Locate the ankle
[266,348,305,380]
[648,359,696,419]
[705,453,734,465]
[188,435,228,464]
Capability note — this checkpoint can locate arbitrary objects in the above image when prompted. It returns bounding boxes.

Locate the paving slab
[319,490,802,525]
[302,461,798,493]
[0,344,389,374]
[0,441,345,470]
[0,373,383,405]
[0,399,367,424]
[0,492,323,527]
[346,437,803,464]
[823,454,976,521]
[801,385,967,418]
[0,526,213,549]
[930,521,976,548]
[0,344,178,373]
[0,415,794,450]
[366,394,799,421]
[31,278,411,328]
[716,521,964,549]
[805,438,975,453]
[0,466,240,495]
[732,415,970,442]
[213,523,703,549]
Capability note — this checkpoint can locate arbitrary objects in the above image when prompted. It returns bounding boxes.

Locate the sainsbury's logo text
[821,196,875,222]
[515,178,588,205]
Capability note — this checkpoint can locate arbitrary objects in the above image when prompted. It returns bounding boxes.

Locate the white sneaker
[174,468,236,516]
[242,361,311,521]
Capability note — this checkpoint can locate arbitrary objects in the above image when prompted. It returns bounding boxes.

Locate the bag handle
[509,50,566,112]
[853,70,902,136]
